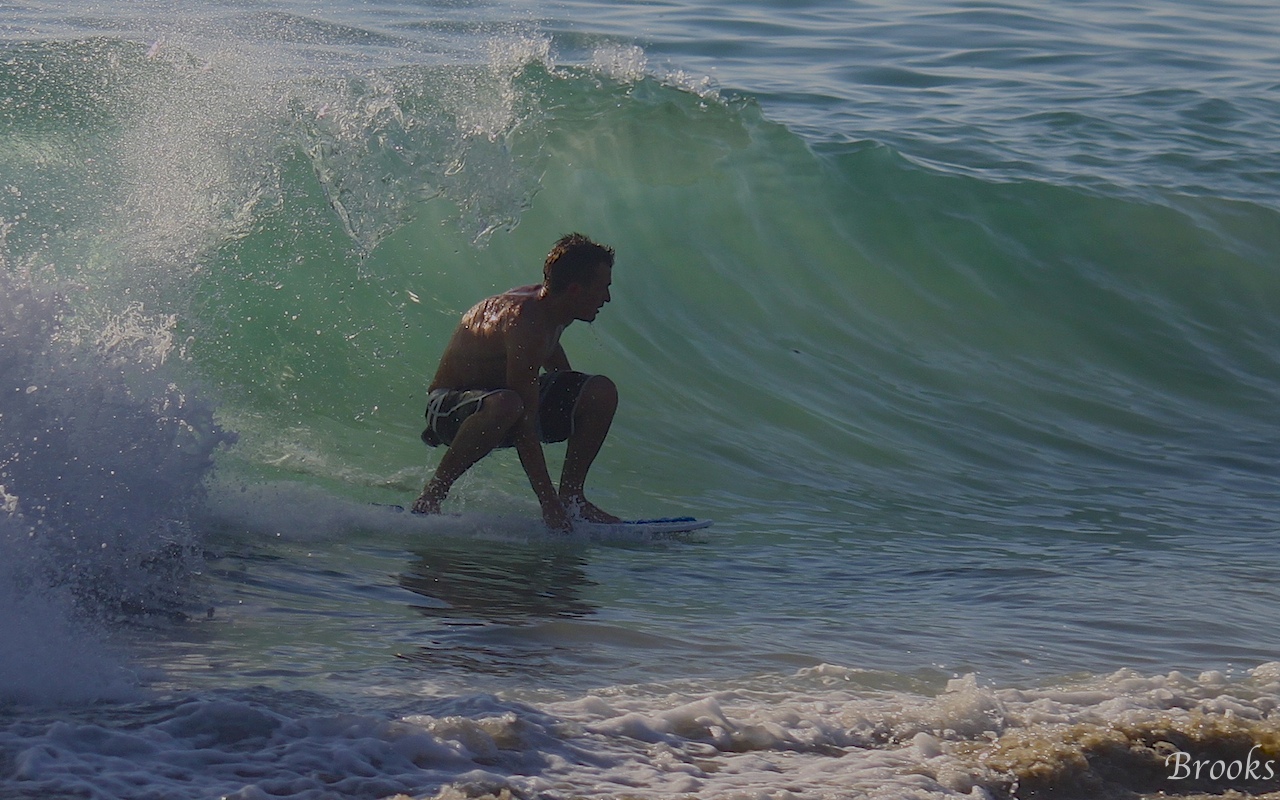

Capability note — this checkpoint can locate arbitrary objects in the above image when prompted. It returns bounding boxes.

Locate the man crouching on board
[413,233,621,531]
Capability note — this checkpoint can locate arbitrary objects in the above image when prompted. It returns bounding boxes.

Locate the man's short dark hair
[543,233,614,294]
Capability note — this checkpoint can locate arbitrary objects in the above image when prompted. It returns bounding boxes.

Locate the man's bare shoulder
[459,285,539,331]
[469,285,554,334]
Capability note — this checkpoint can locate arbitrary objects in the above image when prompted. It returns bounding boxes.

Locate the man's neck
[537,287,577,328]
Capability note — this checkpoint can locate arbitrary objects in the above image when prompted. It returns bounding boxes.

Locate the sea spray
[0,268,233,703]
[293,40,555,253]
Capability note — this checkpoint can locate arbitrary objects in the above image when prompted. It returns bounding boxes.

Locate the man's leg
[558,375,620,522]
[413,390,523,513]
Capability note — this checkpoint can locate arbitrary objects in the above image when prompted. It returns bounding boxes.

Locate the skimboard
[578,516,713,536]
[372,504,712,538]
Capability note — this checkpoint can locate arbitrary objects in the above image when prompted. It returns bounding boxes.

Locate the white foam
[12,663,1278,798]
[202,480,546,544]
[511,663,1280,798]
[4,662,1280,798]
[203,479,708,549]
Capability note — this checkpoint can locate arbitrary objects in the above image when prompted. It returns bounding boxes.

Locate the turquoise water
[3,1,1280,797]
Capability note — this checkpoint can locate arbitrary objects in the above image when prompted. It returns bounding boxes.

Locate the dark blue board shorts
[421,370,593,448]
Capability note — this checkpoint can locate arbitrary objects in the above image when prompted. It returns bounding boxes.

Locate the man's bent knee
[579,375,618,414]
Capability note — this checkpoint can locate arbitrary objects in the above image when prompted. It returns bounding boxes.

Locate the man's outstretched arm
[506,323,569,531]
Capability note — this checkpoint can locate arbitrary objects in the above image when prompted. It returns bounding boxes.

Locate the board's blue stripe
[627,517,697,524]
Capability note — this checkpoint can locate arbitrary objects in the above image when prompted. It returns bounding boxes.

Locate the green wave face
[4,37,1279,531]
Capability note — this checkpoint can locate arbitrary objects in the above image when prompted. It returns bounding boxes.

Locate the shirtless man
[413,233,621,531]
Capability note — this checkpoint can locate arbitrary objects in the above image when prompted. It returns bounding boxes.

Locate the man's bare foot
[411,480,446,514]
[562,495,621,523]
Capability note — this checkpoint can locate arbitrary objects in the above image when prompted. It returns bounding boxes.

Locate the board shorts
[420,370,594,448]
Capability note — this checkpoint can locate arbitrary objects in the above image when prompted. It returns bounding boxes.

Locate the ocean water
[3,0,1280,797]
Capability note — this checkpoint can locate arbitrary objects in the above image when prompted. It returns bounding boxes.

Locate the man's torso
[429,285,562,391]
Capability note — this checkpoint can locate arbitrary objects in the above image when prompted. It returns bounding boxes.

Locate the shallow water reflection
[398,539,598,624]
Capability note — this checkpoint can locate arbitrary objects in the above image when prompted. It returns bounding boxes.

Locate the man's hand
[541,496,572,533]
